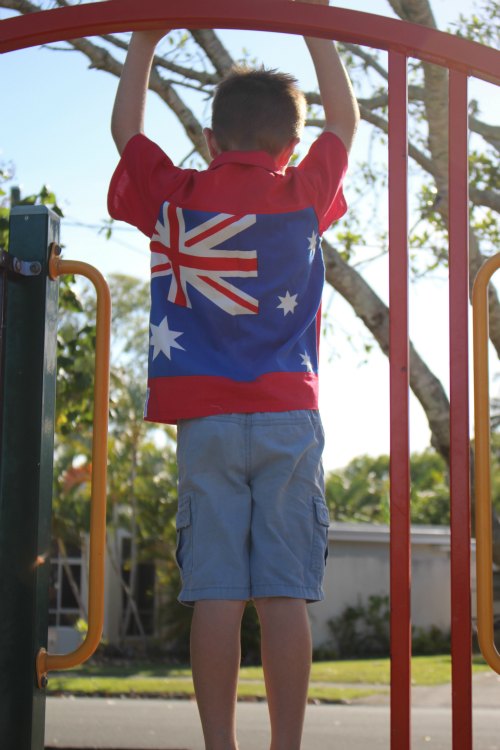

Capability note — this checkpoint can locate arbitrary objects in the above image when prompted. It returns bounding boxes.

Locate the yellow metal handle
[37,245,111,688]
[472,252,500,675]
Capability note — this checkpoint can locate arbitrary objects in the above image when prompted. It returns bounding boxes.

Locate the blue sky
[1,0,498,469]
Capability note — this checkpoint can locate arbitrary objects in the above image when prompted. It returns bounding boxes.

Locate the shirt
[108,132,348,423]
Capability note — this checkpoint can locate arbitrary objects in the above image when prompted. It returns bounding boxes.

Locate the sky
[1,0,498,471]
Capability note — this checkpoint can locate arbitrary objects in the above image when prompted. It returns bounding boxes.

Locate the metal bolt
[30,262,41,274]
[40,674,48,689]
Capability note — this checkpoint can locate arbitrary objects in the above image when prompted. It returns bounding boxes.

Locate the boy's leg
[254,597,312,750]
[190,599,247,750]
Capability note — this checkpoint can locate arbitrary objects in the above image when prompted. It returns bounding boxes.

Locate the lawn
[46,655,490,703]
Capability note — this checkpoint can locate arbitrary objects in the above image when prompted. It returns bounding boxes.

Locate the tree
[326,444,500,526]
[326,454,391,524]
[1,1,499,549]
[325,448,454,526]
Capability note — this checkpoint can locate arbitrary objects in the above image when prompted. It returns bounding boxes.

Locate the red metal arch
[0,0,499,85]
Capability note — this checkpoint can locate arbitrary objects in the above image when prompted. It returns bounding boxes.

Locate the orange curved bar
[472,253,500,675]
[36,247,111,689]
[1,0,499,85]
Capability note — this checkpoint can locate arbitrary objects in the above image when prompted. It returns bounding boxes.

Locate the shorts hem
[178,584,324,606]
[251,584,324,603]
[178,586,251,607]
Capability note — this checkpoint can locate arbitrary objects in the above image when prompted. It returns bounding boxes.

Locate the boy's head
[205,66,306,161]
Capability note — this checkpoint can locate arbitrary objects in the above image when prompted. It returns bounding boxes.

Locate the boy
[108,2,359,748]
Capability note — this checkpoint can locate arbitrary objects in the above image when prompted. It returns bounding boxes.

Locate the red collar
[208,150,283,174]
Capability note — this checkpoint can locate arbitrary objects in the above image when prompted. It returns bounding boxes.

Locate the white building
[48,522,477,653]
[309,522,477,648]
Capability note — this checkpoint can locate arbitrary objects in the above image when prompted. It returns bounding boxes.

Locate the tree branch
[306,107,437,176]
[470,116,500,153]
[189,29,234,77]
[340,42,388,80]
[306,85,425,116]
[470,188,500,214]
[99,33,219,87]
[389,0,438,27]
[55,34,211,163]
[1,0,39,13]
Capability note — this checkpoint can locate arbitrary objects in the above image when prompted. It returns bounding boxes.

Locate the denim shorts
[175,410,329,606]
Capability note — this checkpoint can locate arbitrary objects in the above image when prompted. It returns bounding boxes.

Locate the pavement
[44,672,500,750]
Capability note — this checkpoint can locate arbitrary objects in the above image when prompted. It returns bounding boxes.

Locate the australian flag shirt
[108,132,348,424]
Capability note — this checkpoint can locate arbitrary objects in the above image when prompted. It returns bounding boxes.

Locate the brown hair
[211,66,306,156]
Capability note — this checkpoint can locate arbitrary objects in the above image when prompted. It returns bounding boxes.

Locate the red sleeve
[297,131,348,234]
[107,134,186,237]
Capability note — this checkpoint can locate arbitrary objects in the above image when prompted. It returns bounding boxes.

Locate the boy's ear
[203,127,221,159]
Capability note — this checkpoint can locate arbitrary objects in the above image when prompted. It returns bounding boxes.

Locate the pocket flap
[313,497,330,527]
[176,495,192,530]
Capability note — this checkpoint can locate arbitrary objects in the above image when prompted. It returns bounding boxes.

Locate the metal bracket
[0,249,41,277]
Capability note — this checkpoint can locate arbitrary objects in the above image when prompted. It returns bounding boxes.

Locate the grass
[46,655,491,703]
[46,675,375,703]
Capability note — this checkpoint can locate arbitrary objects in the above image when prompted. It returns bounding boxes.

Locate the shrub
[327,595,391,658]
[321,595,451,659]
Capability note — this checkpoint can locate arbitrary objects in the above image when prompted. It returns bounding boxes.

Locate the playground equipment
[0,2,499,749]
[473,254,500,677]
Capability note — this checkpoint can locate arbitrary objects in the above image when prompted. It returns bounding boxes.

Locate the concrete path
[44,673,500,750]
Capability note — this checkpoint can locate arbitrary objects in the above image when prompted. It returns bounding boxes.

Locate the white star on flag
[150,316,185,360]
[307,230,318,255]
[300,351,314,372]
[277,290,298,315]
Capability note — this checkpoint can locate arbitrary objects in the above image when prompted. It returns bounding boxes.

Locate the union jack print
[150,202,259,315]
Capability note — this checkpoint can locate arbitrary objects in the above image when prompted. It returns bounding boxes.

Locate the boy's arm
[111,30,168,155]
[295,0,360,153]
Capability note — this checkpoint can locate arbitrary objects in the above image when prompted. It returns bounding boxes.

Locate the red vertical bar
[448,69,473,750]
[388,51,411,750]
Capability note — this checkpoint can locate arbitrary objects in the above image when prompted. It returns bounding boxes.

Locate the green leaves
[325,449,451,526]
[450,2,500,47]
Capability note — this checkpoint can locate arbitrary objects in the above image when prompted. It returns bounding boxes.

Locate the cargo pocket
[311,496,330,575]
[175,494,193,577]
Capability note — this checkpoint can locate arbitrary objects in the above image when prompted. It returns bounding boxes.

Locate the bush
[327,595,391,659]
[321,595,451,659]
[412,624,450,655]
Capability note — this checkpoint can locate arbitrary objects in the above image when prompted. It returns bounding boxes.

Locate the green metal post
[0,205,60,750]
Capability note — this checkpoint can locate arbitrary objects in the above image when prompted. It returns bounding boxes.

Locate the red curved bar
[1,0,499,85]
